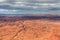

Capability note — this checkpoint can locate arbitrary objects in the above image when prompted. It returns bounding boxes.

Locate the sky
[0,0,60,14]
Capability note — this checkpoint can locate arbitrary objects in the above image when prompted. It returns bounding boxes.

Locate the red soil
[0,19,60,40]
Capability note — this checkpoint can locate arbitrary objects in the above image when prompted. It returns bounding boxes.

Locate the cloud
[0,0,60,11]
[7,0,59,3]
[0,0,5,2]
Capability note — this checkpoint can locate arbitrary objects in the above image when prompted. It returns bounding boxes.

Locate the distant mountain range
[0,14,60,22]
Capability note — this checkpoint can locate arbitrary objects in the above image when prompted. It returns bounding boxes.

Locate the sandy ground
[0,19,60,40]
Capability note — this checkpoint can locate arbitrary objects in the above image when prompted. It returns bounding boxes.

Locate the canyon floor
[0,15,60,40]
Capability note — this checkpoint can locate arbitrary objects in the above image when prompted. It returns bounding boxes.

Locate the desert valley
[0,14,60,40]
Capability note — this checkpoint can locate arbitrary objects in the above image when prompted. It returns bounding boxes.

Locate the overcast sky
[0,0,60,14]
